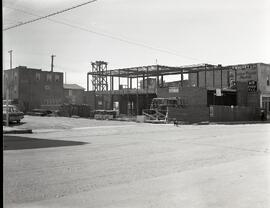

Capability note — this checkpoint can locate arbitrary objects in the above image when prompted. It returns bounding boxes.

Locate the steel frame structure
[88,61,108,91]
[87,63,235,92]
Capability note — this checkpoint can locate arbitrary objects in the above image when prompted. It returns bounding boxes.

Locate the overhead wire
[3,4,212,64]
[3,0,98,31]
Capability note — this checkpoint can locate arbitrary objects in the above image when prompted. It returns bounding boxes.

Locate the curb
[3,129,33,134]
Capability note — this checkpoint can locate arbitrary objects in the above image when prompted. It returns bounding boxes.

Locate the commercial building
[87,62,270,121]
[3,66,64,112]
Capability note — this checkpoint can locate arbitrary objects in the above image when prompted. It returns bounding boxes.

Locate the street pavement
[3,116,270,208]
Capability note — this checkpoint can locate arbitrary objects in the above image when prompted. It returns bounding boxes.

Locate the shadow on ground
[3,136,88,150]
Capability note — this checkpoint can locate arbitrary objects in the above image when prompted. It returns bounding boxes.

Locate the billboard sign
[247,80,257,92]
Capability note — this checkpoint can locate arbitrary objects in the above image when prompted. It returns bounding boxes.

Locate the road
[3,116,270,208]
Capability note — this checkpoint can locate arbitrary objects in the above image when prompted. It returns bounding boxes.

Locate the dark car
[3,105,24,124]
[27,109,52,116]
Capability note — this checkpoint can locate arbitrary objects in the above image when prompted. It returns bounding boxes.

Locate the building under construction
[87,61,270,122]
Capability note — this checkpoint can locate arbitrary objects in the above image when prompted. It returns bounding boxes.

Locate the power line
[3,5,212,64]
[3,0,98,31]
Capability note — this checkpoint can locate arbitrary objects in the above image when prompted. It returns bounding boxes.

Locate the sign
[233,64,257,82]
[215,88,222,96]
[169,87,179,93]
[247,80,257,92]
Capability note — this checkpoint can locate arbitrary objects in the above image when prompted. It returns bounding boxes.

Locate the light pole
[6,50,13,126]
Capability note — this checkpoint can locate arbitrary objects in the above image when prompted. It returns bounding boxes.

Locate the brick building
[3,66,64,112]
[63,84,85,105]
[189,63,270,109]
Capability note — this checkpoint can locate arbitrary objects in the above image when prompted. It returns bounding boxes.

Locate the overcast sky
[3,0,270,88]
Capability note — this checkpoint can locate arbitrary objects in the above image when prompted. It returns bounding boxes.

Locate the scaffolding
[88,61,108,91]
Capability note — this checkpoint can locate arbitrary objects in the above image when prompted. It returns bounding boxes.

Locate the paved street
[3,116,270,208]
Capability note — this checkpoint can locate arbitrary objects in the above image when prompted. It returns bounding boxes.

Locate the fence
[209,105,261,122]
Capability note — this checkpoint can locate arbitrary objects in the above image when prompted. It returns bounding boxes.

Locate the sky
[3,0,270,89]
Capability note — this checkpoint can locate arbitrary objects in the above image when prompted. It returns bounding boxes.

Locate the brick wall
[83,91,96,110]
[64,89,84,105]
[157,87,207,106]
[168,106,209,123]
[209,105,260,122]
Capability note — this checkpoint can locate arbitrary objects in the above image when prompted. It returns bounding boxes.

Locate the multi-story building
[3,66,64,112]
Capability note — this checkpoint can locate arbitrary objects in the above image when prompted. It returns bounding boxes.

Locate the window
[68,90,72,96]
[46,74,52,82]
[14,72,18,80]
[36,73,40,81]
[14,85,18,94]
[262,102,267,109]
[267,76,270,86]
[55,74,60,82]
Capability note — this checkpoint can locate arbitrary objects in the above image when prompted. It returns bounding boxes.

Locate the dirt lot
[13,115,134,130]
[3,116,270,208]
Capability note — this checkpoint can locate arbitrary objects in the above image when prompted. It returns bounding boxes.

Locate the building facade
[3,66,64,112]
[63,84,85,105]
[189,63,270,112]
[87,62,270,121]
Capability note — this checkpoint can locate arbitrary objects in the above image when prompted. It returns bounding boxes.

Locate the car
[3,105,24,124]
[27,109,52,116]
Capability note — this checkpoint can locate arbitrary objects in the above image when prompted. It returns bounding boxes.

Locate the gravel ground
[14,115,134,130]
[3,116,270,208]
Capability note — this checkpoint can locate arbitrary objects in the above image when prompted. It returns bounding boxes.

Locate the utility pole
[51,54,56,72]
[6,50,13,126]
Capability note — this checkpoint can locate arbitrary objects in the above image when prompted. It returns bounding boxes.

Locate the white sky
[3,0,270,89]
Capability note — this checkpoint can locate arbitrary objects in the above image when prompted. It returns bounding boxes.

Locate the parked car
[3,105,24,124]
[27,109,52,116]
